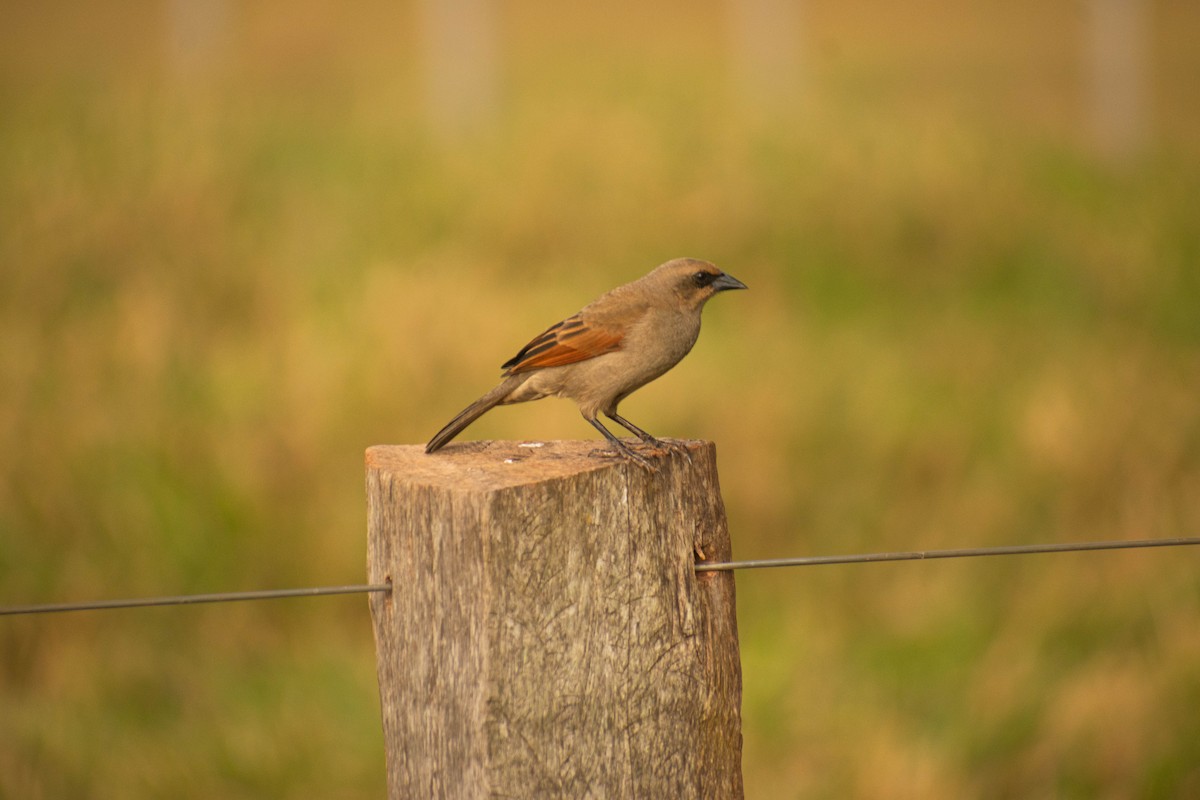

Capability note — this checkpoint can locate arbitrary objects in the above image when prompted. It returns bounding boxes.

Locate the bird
[425,257,746,465]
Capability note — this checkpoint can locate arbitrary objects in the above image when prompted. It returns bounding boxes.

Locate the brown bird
[425,257,746,464]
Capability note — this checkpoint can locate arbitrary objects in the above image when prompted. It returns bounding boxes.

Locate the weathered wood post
[366,440,743,798]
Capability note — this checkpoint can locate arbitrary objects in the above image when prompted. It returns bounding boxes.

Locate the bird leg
[604,412,662,446]
[606,412,692,460]
[586,417,654,469]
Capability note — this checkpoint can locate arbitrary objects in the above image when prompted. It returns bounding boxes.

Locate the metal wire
[0,584,392,617]
[3,537,1196,617]
[694,536,1200,572]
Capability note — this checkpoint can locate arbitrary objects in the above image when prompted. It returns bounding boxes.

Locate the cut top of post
[367,439,706,491]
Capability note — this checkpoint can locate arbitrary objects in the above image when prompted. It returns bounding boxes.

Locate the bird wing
[501,313,625,375]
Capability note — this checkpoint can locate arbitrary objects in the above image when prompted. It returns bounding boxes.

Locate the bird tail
[425,376,524,453]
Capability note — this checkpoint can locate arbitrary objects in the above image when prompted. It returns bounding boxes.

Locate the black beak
[713,272,748,292]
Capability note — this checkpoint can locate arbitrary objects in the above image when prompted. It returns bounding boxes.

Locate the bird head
[655,258,748,310]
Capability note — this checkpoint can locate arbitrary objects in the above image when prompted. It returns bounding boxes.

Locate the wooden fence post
[366,440,743,798]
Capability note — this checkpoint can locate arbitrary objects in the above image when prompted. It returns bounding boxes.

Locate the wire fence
[0,584,392,617]
[2,536,1197,617]
[694,536,1200,571]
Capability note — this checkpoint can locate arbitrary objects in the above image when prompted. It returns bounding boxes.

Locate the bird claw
[665,439,694,463]
[622,449,657,471]
[638,437,692,464]
[589,442,656,471]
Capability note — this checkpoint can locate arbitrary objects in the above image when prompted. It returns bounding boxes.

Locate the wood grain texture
[367,439,742,799]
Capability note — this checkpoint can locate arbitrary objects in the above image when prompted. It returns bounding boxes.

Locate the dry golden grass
[2,1,1199,797]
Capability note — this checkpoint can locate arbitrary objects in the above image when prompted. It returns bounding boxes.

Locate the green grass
[2,1,1199,797]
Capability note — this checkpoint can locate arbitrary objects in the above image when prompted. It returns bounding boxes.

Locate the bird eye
[692,271,717,287]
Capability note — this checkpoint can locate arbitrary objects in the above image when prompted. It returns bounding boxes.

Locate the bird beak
[712,272,748,292]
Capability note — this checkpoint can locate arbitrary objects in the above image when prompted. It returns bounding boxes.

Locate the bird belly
[566,347,683,416]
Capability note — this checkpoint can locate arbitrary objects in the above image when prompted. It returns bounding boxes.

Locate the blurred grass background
[2,0,1199,797]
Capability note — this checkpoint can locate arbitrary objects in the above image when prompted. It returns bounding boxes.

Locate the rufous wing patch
[501,314,624,375]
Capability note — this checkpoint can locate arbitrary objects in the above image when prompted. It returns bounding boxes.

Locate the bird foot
[638,437,692,463]
[589,442,656,471]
